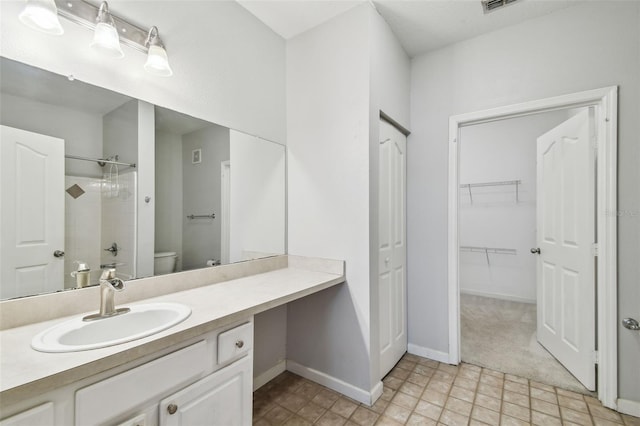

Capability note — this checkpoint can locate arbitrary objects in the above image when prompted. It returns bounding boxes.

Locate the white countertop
[0,258,344,405]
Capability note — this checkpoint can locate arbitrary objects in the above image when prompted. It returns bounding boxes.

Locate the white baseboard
[460,289,536,304]
[286,360,381,406]
[253,360,286,391]
[617,398,640,417]
[407,344,451,364]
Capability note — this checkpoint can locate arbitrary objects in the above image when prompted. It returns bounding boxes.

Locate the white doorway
[457,108,595,393]
[378,118,408,378]
[448,87,618,408]
[0,126,65,299]
[220,160,231,265]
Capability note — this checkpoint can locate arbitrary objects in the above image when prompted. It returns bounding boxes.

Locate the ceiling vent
[482,0,519,13]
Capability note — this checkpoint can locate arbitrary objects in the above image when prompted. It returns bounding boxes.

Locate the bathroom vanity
[0,255,345,425]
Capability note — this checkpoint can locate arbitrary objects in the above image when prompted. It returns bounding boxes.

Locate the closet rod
[65,154,136,168]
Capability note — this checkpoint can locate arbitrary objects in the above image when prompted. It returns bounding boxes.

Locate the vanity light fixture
[144,26,173,77]
[90,2,123,58]
[18,0,173,77]
[18,0,64,35]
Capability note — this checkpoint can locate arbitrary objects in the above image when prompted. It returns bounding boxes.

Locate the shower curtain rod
[65,154,136,168]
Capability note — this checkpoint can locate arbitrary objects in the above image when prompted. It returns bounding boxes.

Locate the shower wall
[459,111,570,303]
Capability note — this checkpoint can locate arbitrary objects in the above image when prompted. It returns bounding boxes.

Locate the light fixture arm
[53,0,153,54]
[145,26,165,49]
[95,2,114,25]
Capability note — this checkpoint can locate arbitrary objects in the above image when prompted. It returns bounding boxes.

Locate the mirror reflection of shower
[65,151,137,289]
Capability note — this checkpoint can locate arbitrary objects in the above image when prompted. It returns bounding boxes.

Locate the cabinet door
[0,402,54,426]
[159,356,252,426]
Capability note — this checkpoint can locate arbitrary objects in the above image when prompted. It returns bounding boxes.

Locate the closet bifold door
[378,118,407,378]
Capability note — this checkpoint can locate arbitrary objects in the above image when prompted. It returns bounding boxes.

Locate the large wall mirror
[0,57,286,300]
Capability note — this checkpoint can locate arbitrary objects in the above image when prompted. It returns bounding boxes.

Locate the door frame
[447,87,618,408]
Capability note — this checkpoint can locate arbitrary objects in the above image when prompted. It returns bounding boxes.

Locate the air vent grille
[482,0,519,13]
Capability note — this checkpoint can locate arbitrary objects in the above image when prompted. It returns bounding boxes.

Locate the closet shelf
[460,245,517,265]
[459,179,521,203]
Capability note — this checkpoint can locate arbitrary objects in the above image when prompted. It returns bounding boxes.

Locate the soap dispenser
[71,261,91,288]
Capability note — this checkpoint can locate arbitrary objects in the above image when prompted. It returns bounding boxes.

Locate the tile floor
[252,353,640,426]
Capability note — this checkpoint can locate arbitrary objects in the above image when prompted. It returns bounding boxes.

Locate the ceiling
[237,0,582,57]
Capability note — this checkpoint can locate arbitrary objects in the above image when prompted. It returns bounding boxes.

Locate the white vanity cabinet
[0,320,254,426]
[159,356,252,426]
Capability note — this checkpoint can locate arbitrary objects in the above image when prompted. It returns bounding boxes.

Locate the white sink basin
[31,303,191,353]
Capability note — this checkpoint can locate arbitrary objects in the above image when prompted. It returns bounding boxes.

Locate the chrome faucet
[83,268,130,321]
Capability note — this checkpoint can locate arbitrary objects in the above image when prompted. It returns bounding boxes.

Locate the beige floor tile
[276,393,308,413]
[477,382,503,399]
[561,406,594,425]
[402,353,421,363]
[502,401,530,422]
[407,372,430,387]
[453,376,478,391]
[503,390,530,408]
[255,357,635,426]
[383,376,405,390]
[505,374,529,385]
[445,397,473,417]
[474,393,502,412]
[414,364,436,377]
[316,410,347,426]
[531,410,562,426]
[312,388,341,409]
[471,405,500,424]
[283,415,312,426]
[531,397,560,417]
[263,405,295,425]
[399,381,425,398]
[391,391,419,410]
[622,414,640,426]
[558,394,589,413]
[556,387,585,400]
[389,367,411,380]
[500,414,530,426]
[414,400,444,420]
[439,408,469,426]
[531,387,558,404]
[421,389,448,406]
[449,385,475,403]
[375,415,404,425]
[504,380,529,396]
[350,406,380,426]
[369,397,390,414]
[331,398,359,418]
[427,379,452,394]
[406,412,438,425]
[297,401,326,423]
[593,417,625,426]
[384,402,413,423]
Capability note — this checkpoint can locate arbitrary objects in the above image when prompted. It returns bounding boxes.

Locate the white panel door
[0,126,65,299]
[535,109,596,390]
[379,119,407,378]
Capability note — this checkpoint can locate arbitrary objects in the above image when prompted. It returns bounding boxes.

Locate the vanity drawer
[75,341,208,425]
[217,322,253,364]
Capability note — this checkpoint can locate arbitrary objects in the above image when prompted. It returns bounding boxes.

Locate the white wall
[408,1,640,401]
[182,126,230,270]
[287,4,372,394]
[0,93,103,177]
[287,3,410,399]
[459,111,569,303]
[155,130,183,271]
[0,1,286,144]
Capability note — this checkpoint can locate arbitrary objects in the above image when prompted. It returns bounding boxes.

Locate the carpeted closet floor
[460,293,590,395]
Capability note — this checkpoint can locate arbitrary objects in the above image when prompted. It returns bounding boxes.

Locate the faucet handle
[100,268,117,280]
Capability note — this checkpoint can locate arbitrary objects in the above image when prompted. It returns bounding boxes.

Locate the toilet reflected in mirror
[153,252,177,275]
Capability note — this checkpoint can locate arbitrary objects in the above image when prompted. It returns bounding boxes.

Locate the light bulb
[144,44,173,77]
[91,21,124,58]
[19,0,64,35]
